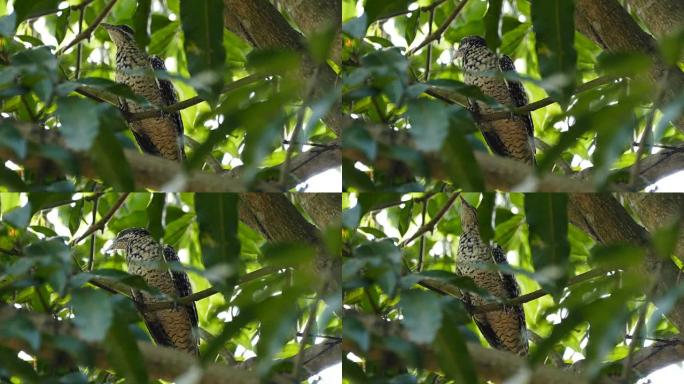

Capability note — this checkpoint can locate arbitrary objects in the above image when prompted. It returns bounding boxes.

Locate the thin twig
[38,193,104,211]
[70,193,129,246]
[87,192,100,271]
[424,8,434,81]
[27,0,97,20]
[621,263,662,382]
[75,8,84,79]
[398,192,459,247]
[56,0,118,55]
[279,68,319,188]
[417,199,428,271]
[629,70,671,188]
[127,74,265,121]
[293,295,321,380]
[407,0,469,56]
[478,75,619,121]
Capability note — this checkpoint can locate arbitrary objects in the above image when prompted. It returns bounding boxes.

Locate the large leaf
[524,193,569,295]
[531,0,576,105]
[364,0,409,23]
[132,0,151,48]
[180,0,226,101]
[440,110,484,191]
[56,97,103,151]
[14,0,60,23]
[105,313,149,383]
[407,99,450,152]
[90,119,135,191]
[70,288,113,342]
[483,0,503,49]
[399,289,443,344]
[433,300,478,383]
[146,194,165,241]
[194,194,240,293]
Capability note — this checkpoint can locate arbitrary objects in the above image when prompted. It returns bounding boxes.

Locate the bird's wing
[491,244,527,341]
[498,55,534,139]
[163,245,199,328]
[150,56,186,159]
[131,130,163,156]
[132,290,175,347]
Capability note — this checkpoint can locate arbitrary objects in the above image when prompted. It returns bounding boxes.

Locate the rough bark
[623,193,684,264]
[574,0,684,133]
[238,193,341,295]
[280,0,341,64]
[627,0,684,39]
[295,193,341,229]
[567,194,684,332]
[222,0,350,137]
[0,306,259,384]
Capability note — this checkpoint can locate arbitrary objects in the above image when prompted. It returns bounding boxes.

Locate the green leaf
[343,316,370,352]
[407,99,450,152]
[434,301,478,383]
[531,0,576,105]
[90,118,135,190]
[68,199,84,235]
[342,123,377,161]
[0,12,16,37]
[483,0,502,49]
[57,97,102,151]
[146,194,165,241]
[180,0,225,101]
[524,193,569,294]
[132,0,151,48]
[440,110,484,190]
[14,0,59,23]
[0,165,27,191]
[70,288,113,342]
[364,0,409,23]
[399,289,443,343]
[105,314,149,383]
[4,202,32,230]
[194,194,240,292]
[148,21,180,57]
[477,193,495,243]
[0,314,41,350]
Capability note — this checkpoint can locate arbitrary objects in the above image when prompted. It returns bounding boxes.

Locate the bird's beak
[101,23,115,31]
[103,239,122,254]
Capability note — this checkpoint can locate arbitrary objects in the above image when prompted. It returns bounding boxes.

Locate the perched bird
[455,36,536,165]
[456,197,528,355]
[106,228,198,355]
[101,24,185,161]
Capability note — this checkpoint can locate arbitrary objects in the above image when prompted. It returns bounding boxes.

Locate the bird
[106,228,198,355]
[454,35,536,165]
[455,196,528,355]
[101,24,186,161]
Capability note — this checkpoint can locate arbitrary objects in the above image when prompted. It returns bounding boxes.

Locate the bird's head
[101,23,136,47]
[454,35,487,61]
[105,227,151,253]
[458,195,479,230]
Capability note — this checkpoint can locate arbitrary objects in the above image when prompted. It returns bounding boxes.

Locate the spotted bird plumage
[102,24,185,161]
[456,197,528,355]
[107,228,198,355]
[455,36,536,165]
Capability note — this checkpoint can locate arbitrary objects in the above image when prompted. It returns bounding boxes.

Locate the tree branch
[71,193,129,246]
[398,192,459,247]
[407,0,469,56]
[56,0,118,55]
